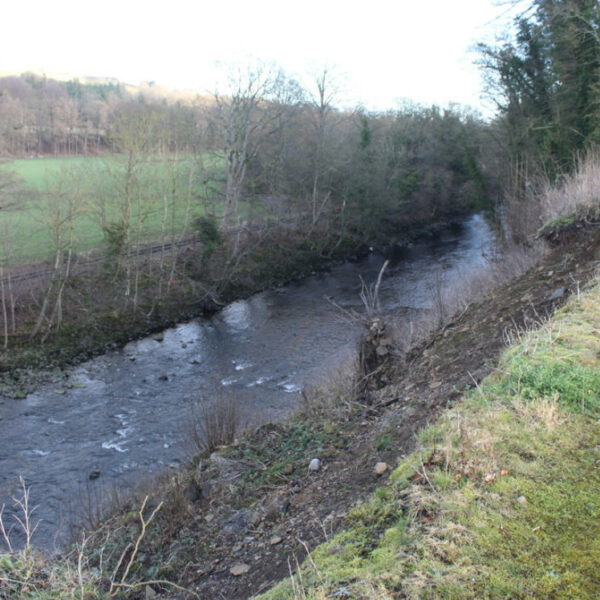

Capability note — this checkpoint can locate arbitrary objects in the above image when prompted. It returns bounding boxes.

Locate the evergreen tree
[479,0,600,177]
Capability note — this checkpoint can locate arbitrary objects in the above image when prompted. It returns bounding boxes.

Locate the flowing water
[0,214,494,552]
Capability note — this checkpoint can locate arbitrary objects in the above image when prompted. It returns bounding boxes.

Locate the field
[1,156,107,189]
[0,154,225,264]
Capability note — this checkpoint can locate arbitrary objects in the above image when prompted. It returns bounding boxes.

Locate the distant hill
[0,72,211,156]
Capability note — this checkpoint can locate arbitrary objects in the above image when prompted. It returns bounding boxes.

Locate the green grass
[258,277,600,599]
[0,154,225,264]
[1,156,108,190]
[494,290,600,416]
[0,551,107,599]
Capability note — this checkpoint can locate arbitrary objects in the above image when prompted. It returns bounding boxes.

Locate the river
[0,214,495,552]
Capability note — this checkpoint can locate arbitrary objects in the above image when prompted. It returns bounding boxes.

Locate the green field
[1,156,108,190]
[0,154,225,264]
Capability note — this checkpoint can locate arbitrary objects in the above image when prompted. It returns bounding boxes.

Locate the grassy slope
[259,279,600,599]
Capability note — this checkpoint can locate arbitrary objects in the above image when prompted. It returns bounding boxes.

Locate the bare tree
[103,105,161,306]
[0,169,22,347]
[308,67,343,226]
[0,220,19,349]
[213,62,299,229]
[0,257,9,349]
[154,152,196,300]
[31,170,83,339]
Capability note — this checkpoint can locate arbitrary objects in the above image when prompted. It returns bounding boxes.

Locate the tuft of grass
[540,151,600,224]
[258,276,600,600]
[188,393,241,454]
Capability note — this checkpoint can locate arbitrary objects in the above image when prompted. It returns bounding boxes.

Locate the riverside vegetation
[0,68,493,393]
[2,152,600,598]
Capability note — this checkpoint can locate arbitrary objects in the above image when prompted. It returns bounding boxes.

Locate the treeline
[0,73,202,156]
[0,65,496,352]
[210,66,493,237]
[0,67,495,239]
[0,74,120,155]
[479,0,600,178]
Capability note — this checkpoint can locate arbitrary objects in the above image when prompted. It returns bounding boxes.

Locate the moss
[538,214,577,237]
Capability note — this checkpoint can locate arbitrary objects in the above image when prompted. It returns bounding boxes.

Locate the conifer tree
[479,0,600,176]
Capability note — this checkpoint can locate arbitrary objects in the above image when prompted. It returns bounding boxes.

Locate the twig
[7,477,39,554]
[0,503,14,553]
[324,294,360,324]
[110,579,200,598]
[419,456,438,495]
[110,496,163,596]
[406,457,438,495]
[109,542,133,591]
[297,538,326,586]
[76,532,89,600]
[468,371,487,403]
[372,259,389,316]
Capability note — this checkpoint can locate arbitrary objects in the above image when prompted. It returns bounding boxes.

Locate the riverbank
[0,213,495,555]
[0,212,471,399]
[1,213,596,598]
[153,217,600,599]
[261,274,600,599]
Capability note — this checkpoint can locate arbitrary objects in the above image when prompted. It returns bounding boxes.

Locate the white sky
[2,0,523,113]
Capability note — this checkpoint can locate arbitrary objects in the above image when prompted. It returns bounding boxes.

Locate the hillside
[259,229,600,599]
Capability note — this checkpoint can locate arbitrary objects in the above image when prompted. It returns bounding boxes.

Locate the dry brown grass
[298,360,362,419]
[391,240,542,355]
[540,152,600,223]
[187,392,241,454]
[501,152,600,243]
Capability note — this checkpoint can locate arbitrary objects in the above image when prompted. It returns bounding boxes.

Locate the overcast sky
[2,0,524,113]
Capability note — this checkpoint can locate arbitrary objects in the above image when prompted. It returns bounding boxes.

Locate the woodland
[0,68,492,354]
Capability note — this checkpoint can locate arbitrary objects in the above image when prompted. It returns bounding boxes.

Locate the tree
[478,0,600,176]
[0,169,24,347]
[213,62,301,228]
[30,169,83,339]
[308,67,340,225]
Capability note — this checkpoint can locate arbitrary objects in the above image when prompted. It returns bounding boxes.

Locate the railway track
[0,234,200,285]
[0,212,315,287]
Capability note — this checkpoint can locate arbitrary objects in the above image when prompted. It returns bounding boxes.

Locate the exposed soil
[106,223,600,599]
